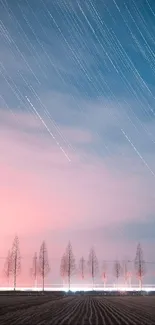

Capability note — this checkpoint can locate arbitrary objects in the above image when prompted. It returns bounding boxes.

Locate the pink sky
[0,109,155,286]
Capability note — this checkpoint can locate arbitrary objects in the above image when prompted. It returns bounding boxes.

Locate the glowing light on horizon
[0,285,155,292]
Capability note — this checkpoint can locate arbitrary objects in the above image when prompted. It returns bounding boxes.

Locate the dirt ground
[0,294,155,324]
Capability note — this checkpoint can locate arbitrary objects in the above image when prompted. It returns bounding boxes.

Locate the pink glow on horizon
[0,110,155,284]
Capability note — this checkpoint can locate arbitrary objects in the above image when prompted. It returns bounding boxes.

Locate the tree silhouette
[79,256,86,281]
[3,249,12,286]
[88,247,98,289]
[114,260,121,288]
[38,241,50,292]
[64,241,75,290]
[60,253,67,286]
[134,243,145,289]
[101,261,108,288]
[30,252,38,288]
[10,236,21,290]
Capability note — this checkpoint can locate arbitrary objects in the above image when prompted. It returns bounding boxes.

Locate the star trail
[0,0,155,285]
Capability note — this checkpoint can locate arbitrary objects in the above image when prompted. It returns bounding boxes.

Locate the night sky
[0,0,155,286]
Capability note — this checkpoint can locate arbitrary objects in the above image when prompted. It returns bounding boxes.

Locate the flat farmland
[0,294,155,324]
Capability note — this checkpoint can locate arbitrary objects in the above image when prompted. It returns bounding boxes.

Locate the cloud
[1,107,155,242]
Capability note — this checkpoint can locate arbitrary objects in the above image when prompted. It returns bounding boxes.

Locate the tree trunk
[14,273,16,291]
[139,277,142,290]
[8,277,10,288]
[117,277,118,290]
[68,274,70,291]
[34,277,37,288]
[14,256,17,291]
[42,275,44,292]
[92,276,94,290]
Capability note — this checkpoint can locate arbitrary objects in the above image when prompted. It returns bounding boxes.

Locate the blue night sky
[0,0,155,284]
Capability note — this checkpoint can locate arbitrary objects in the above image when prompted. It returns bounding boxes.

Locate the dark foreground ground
[0,293,155,324]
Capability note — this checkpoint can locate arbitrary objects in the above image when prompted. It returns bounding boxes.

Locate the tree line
[3,236,145,291]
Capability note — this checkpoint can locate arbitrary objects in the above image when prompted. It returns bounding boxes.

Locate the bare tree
[30,252,38,288]
[3,250,12,287]
[64,241,75,290]
[38,241,50,292]
[10,235,21,290]
[60,253,67,286]
[134,243,145,289]
[101,261,107,288]
[114,260,121,288]
[88,247,98,290]
[79,256,86,281]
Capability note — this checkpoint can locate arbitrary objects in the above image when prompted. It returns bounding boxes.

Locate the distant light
[0,286,154,292]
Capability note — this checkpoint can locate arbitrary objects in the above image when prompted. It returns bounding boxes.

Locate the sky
[0,0,155,287]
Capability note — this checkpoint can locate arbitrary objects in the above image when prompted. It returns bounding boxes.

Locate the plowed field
[0,294,155,324]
